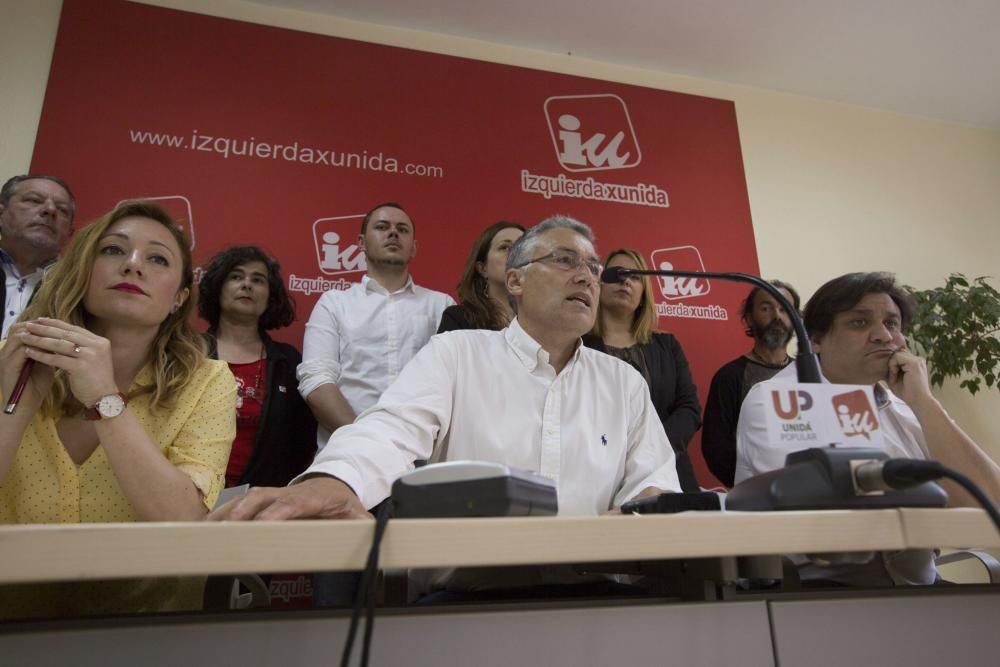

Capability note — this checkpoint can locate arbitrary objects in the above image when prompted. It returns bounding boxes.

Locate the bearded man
[701,280,800,487]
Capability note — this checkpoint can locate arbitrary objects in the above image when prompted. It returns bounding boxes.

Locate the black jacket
[206,333,317,487]
[583,333,702,492]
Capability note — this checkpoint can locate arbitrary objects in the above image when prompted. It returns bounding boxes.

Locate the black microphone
[853,458,946,493]
[600,266,629,284]
[852,457,1000,532]
[602,264,822,383]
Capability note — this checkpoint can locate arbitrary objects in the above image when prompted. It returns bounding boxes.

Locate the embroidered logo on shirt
[601,434,607,446]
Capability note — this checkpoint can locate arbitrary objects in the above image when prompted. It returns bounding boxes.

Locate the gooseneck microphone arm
[600,266,822,383]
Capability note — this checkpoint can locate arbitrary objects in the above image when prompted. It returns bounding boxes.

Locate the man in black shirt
[701,280,799,486]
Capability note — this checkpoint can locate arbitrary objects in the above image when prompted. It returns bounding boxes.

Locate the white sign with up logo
[763,383,885,449]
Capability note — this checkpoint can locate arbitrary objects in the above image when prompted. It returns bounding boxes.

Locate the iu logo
[771,389,814,420]
[544,94,641,172]
[649,246,710,301]
[831,390,880,440]
[312,215,367,277]
[116,195,195,249]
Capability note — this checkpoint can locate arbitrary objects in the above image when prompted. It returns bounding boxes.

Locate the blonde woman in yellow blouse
[0,201,235,617]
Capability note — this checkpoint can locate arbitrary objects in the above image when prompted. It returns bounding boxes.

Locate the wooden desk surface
[897,508,999,550]
[0,509,995,584]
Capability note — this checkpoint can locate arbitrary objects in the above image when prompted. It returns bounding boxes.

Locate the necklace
[235,342,266,409]
[749,349,790,367]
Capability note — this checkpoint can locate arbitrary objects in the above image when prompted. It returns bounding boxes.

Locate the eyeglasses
[513,249,603,278]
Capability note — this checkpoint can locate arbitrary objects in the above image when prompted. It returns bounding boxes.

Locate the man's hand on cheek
[887,348,934,406]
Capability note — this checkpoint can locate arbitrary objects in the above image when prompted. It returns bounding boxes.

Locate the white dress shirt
[300,317,681,513]
[1,250,48,339]
[735,364,931,484]
[735,363,936,585]
[297,274,454,449]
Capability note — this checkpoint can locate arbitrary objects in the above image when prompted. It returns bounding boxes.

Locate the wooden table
[6,508,992,584]
[1,509,997,667]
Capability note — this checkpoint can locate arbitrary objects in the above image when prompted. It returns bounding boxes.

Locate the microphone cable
[340,499,393,667]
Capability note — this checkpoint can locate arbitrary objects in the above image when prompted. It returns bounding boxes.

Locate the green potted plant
[906,274,1000,395]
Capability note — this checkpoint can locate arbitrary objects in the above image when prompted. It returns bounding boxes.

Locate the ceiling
[250,0,1000,129]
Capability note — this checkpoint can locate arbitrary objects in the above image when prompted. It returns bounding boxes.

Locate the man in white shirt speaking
[297,202,454,450]
[218,215,680,526]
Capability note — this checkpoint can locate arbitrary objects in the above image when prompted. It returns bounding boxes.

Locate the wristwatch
[83,392,129,421]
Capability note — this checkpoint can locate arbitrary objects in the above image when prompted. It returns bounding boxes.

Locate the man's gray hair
[505,215,596,314]
[505,214,595,272]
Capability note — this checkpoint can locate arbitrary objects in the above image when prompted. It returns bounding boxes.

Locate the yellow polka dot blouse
[1,359,236,524]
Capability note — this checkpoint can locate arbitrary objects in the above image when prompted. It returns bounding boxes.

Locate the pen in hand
[3,359,35,415]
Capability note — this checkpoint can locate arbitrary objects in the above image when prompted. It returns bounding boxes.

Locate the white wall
[3,0,998,459]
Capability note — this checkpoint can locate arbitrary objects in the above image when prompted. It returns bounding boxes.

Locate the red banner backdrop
[31,0,760,487]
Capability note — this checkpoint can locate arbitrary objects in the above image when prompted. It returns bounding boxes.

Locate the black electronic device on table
[391,460,558,518]
[620,491,723,514]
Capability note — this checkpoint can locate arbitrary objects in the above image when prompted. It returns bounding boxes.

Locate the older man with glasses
[214,215,680,596]
[0,174,76,338]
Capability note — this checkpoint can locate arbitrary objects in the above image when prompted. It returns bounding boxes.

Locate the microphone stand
[602,267,822,383]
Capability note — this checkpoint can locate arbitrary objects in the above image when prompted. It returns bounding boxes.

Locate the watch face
[98,393,126,418]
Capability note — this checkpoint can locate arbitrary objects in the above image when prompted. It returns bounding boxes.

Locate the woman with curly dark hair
[198,245,316,488]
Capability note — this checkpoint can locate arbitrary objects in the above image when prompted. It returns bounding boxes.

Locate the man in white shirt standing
[0,175,75,338]
[735,272,1000,585]
[297,202,454,449]
[218,215,679,525]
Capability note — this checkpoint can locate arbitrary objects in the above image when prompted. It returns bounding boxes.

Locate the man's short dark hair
[1,174,77,222]
[360,202,409,235]
[741,279,801,337]
[803,272,914,340]
[198,245,296,332]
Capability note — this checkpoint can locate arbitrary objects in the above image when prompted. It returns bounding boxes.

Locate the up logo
[312,215,367,276]
[831,390,880,440]
[116,195,195,249]
[649,246,710,301]
[771,389,814,420]
[544,94,641,172]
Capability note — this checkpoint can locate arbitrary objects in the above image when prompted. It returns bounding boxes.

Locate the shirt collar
[362,273,415,295]
[504,317,583,372]
[0,247,56,279]
[133,362,155,389]
[873,382,892,409]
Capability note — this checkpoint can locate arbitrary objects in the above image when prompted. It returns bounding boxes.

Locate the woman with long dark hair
[438,221,525,332]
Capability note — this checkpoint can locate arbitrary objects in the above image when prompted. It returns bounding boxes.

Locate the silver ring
[72,345,83,355]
